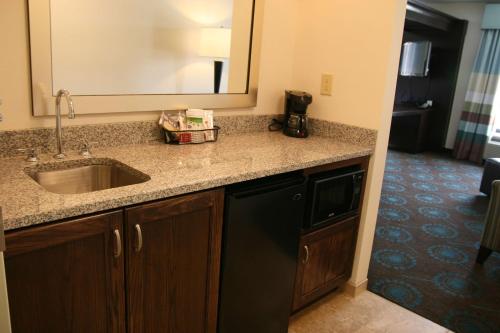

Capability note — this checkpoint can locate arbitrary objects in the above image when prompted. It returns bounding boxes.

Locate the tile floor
[289,290,452,333]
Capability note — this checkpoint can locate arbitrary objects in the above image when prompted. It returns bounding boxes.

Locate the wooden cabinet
[389,108,430,153]
[4,211,125,333]
[292,216,359,311]
[4,188,224,333]
[125,189,224,333]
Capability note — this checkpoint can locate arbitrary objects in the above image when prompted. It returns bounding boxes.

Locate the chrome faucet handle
[54,89,75,160]
[16,148,39,163]
[80,141,98,158]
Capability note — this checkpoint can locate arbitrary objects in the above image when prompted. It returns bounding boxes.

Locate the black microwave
[305,166,364,230]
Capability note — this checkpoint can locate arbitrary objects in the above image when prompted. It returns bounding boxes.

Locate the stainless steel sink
[26,159,150,194]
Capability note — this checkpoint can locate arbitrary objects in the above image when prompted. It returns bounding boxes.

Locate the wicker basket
[162,126,220,145]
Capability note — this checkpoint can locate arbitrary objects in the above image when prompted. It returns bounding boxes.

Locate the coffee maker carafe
[283,90,313,138]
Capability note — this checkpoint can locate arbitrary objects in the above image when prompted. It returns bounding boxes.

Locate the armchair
[476,180,500,264]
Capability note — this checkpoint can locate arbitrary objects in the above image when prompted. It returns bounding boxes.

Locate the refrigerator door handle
[303,245,310,264]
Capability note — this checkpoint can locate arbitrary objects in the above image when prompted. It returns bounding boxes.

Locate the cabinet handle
[303,245,310,264]
[134,224,143,252]
[113,229,122,259]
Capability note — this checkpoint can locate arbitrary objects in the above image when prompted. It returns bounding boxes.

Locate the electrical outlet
[320,74,333,96]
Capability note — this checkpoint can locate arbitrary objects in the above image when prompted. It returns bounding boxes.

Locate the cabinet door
[5,211,125,333]
[292,216,359,311]
[125,189,224,333]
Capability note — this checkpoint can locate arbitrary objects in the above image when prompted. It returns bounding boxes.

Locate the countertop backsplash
[0,114,377,158]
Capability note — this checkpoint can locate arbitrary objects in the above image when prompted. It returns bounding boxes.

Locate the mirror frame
[28,0,263,116]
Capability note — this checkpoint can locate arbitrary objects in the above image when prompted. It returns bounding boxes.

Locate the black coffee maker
[283,90,313,138]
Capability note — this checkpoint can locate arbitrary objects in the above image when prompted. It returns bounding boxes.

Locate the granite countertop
[0,131,373,231]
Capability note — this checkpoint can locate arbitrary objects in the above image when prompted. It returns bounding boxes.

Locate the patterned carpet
[368,150,500,333]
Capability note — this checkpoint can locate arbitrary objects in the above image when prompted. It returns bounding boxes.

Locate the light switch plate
[320,74,333,96]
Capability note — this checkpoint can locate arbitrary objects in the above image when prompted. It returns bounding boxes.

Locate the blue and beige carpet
[368,150,500,333]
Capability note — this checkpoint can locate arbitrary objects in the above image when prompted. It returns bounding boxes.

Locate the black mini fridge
[218,173,307,333]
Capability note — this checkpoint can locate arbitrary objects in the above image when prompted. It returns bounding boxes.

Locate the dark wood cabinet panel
[4,189,224,333]
[292,216,359,311]
[303,156,369,177]
[125,189,224,333]
[389,108,430,153]
[4,211,125,333]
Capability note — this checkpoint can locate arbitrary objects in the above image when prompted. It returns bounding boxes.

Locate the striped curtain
[454,29,500,163]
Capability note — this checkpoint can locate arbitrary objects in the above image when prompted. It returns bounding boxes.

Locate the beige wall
[292,1,405,130]
[0,0,407,299]
[0,0,297,131]
[427,2,485,150]
[291,0,407,287]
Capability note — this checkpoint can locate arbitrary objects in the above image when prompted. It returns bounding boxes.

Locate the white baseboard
[345,279,368,297]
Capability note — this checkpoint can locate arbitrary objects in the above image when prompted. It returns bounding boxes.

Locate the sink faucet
[54,89,75,159]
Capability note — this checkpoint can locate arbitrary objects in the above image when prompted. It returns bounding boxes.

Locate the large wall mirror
[28,0,262,116]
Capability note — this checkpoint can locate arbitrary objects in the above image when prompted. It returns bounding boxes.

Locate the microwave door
[309,170,365,228]
[312,174,355,224]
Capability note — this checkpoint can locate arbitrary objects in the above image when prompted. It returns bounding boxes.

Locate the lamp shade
[199,28,232,59]
[399,41,432,77]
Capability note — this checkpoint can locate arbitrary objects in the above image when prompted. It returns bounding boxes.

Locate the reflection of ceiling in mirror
[168,0,234,27]
[51,0,234,29]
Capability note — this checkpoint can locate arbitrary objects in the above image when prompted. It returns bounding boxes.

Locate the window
[491,127,500,143]
[489,84,500,143]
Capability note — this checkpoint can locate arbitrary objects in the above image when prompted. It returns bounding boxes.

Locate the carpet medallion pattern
[368,151,500,333]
